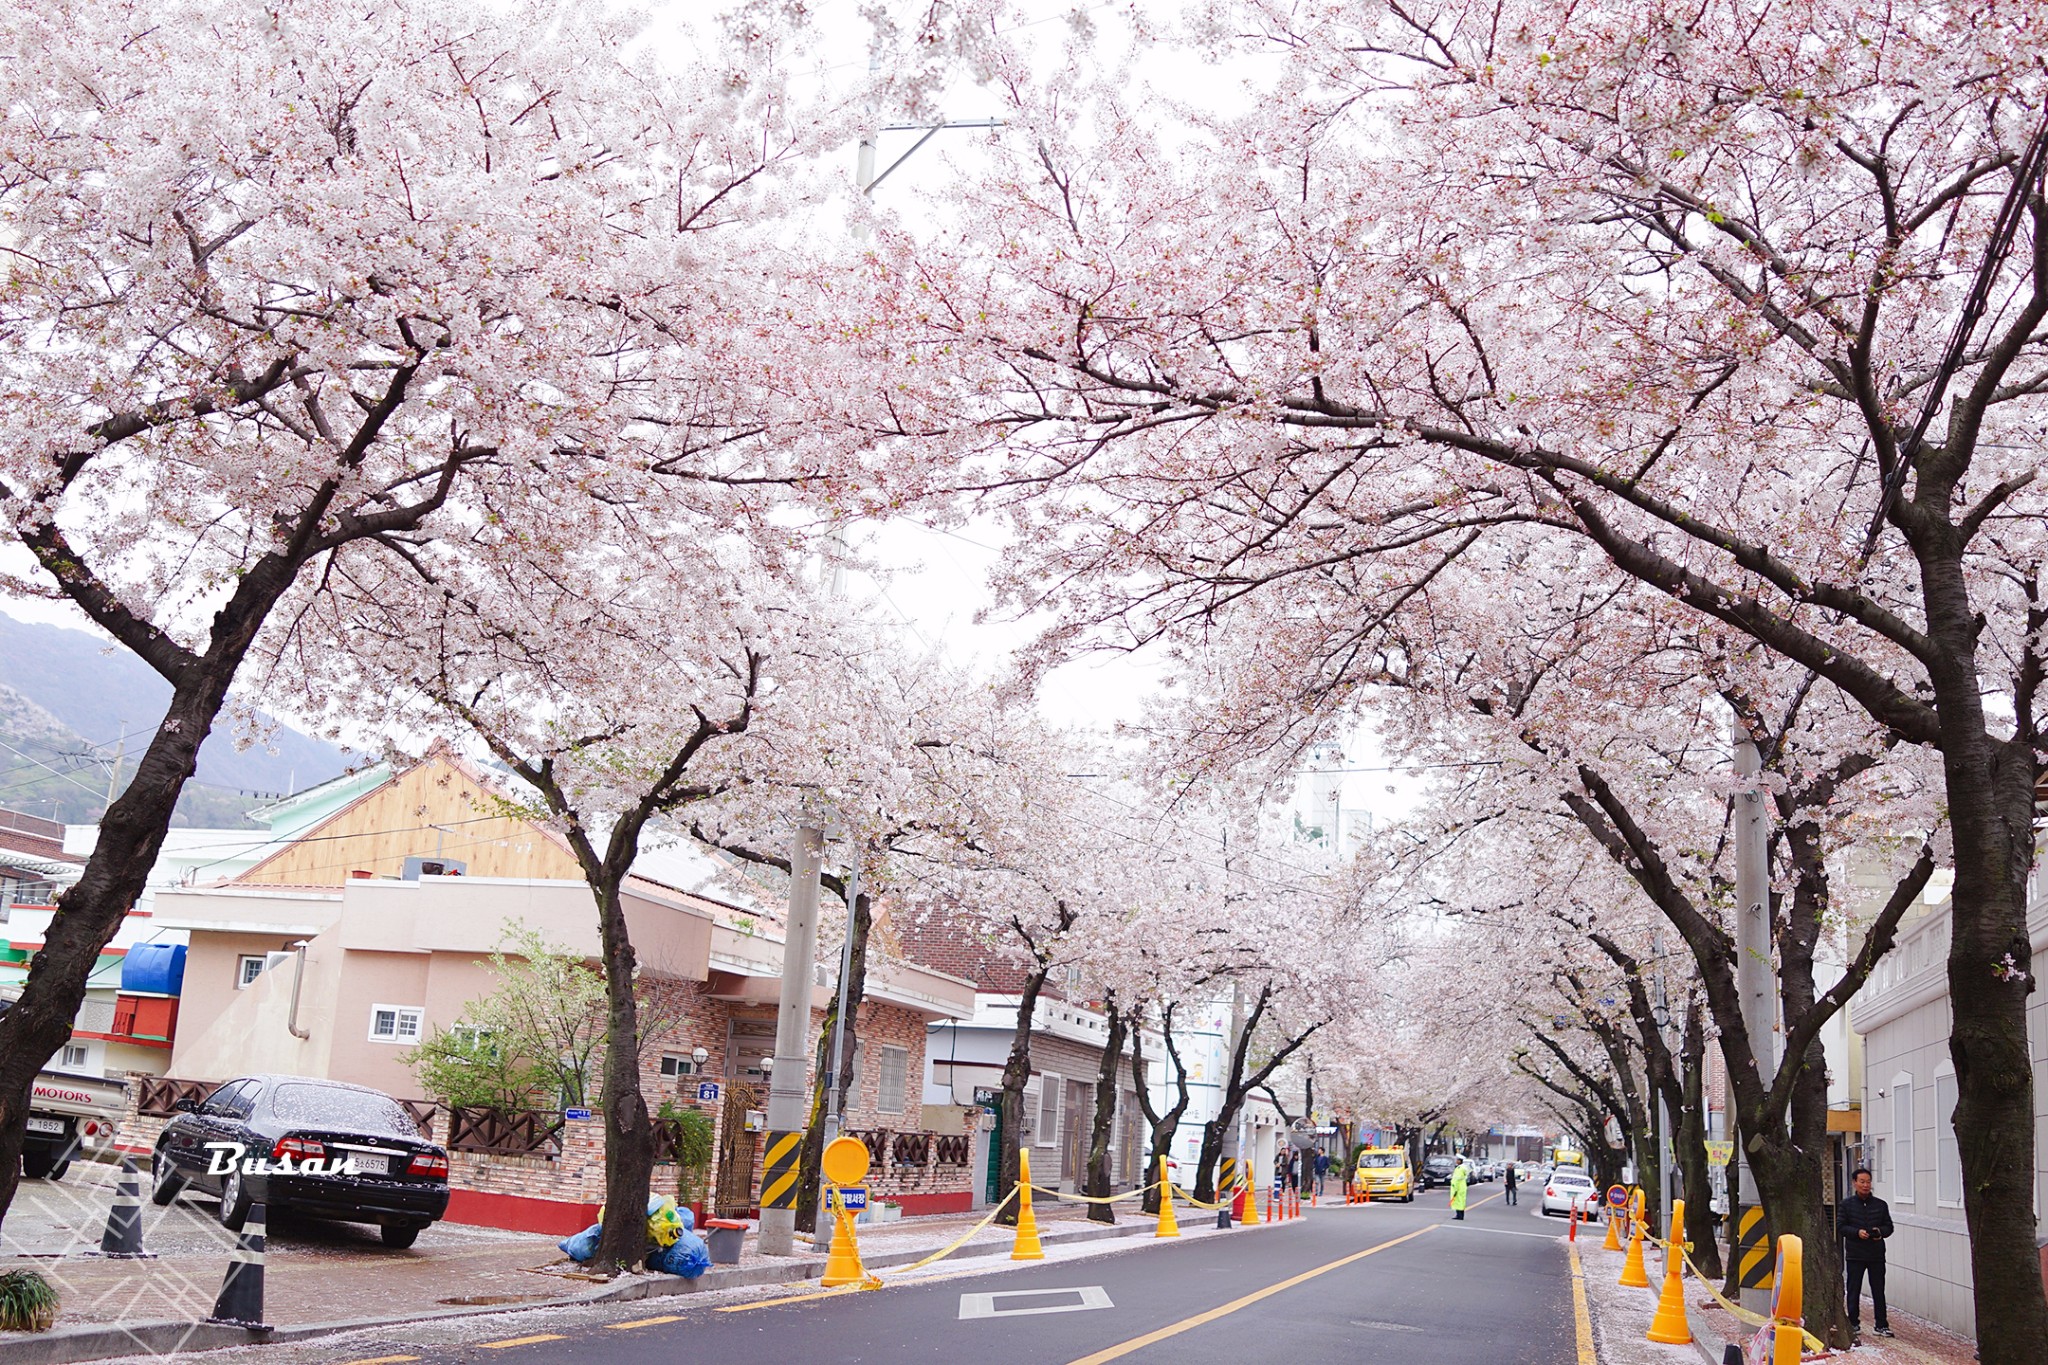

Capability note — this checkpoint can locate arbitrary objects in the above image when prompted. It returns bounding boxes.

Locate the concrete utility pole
[759,824,824,1257]
[813,857,862,1254]
[1733,729,1776,1314]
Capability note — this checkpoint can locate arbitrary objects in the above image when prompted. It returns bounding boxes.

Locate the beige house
[161,874,716,1097]
[140,747,977,1231]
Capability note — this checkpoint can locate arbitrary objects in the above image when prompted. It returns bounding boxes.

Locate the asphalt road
[366,1183,1578,1365]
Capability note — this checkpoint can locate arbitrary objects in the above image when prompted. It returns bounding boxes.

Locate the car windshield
[270,1083,418,1136]
[1359,1153,1402,1168]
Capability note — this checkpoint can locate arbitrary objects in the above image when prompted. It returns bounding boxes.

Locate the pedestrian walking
[1315,1149,1330,1197]
[1449,1159,1470,1220]
[1840,1167,1894,1339]
[1503,1162,1518,1206]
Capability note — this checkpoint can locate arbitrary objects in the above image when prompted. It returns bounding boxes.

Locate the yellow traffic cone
[819,1189,869,1288]
[1011,1149,1046,1260]
[1603,1205,1622,1251]
[1619,1218,1651,1288]
[1240,1169,1259,1225]
[1154,1157,1180,1238]
[1646,1199,1692,1345]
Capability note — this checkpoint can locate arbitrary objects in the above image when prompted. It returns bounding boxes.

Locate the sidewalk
[1575,1223,1979,1365]
[0,1168,1162,1358]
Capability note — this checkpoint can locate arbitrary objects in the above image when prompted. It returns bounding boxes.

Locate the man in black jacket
[1840,1166,1895,1339]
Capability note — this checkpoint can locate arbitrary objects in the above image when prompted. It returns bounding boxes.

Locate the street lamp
[691,1045,709,1072]
[761,1056,775,1075]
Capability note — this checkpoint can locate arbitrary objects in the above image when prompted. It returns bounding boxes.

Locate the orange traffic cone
[819,1188,870,1288]
[1011,1150,1045,1260]
[1240,1170,1259,1225]
[1603,1204,1622,1250]
[1619,1218,1651,1288]
[1646,1200,1692,1345]
[1154,1157,1180,1239]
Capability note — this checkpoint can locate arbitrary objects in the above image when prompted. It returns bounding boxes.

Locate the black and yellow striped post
[1736,1208,1774,1290]
[1217,1157,1238,1229]
[760,1130,803,1213]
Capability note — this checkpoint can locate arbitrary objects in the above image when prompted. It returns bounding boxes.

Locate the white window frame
[368,1004,425,1044]
[58,1043,90,1069]
[1036,1071,1061,1146]
[236,955,267,989]
[1890,1072,1914,1204]
[1934,1064,1962,1208]
[659,1054,696,1078]
[877,1044,909,1114]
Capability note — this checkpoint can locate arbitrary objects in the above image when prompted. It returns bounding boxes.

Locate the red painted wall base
[894,1191,971,1216]
[445,1188,602,1237]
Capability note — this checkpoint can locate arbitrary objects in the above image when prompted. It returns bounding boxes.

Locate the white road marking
[960,1285,1114,1319]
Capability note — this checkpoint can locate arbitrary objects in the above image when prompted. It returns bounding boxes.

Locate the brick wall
[892,904,1042,996]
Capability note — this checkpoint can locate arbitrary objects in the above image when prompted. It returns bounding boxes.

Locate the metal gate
[714,1080,760,1217]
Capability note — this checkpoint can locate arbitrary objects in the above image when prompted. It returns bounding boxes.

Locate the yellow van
[1350,1147,1414,1201]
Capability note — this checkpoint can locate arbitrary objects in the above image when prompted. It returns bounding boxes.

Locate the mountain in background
[0,612,350,828]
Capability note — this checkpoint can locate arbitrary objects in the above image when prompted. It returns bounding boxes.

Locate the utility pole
[813,857,862,1254]
[1733,729,1776,1314]
[759,824,824,1257]
[102,725,125,817]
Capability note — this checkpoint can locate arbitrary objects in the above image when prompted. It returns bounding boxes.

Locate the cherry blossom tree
[872,4,2048,1350]
[0,0,844,1225]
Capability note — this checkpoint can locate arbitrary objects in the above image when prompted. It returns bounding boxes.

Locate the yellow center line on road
[478,1334,567,1350]
[607,1314,687,1330]
[1568,1244,1597,1365]
[1061,1224,1438,1365]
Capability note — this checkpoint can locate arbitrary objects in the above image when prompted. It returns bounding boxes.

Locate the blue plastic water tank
[119,942,187,996]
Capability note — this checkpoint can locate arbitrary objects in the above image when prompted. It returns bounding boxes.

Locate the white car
[1539,1170,1601,1219]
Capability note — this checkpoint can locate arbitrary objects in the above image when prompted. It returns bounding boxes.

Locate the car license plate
[24,1117,65,1135]
[342,1153,393,1176]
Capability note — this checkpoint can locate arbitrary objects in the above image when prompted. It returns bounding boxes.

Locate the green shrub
[0,1270,57,1333]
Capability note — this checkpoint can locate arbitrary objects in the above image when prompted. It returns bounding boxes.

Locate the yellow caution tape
[876,1187,1021,1280]
[1024,1182,1159,1206]
[1168,1178,1251,1212]
[1673,1239,1826,1355]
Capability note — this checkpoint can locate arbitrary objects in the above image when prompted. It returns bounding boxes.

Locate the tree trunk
[1932,728,2044,1365]
[593,881,655,1274]
[1130,1003,1188,1216]
[0,668,232,1226]
[995,963,1051,1227]
[1084,997,1127,1224]
[795,886,871,1236]
[1677,1000,1722,1280]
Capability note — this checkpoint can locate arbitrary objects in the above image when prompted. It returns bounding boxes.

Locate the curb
[582,1214,1189,1304]
[0,1213,1200,1362]
[1687,1297,1735,1365]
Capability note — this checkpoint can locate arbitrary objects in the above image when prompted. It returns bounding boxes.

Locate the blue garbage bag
[559,1222,602,1263]
[644,1228,711,1279]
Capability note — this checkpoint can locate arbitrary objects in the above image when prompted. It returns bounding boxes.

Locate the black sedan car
[152,1075,450,1248]
[1421,1155,1460,1189]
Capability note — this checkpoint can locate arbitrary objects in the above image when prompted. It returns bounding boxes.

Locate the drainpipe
[287,941,312,1040]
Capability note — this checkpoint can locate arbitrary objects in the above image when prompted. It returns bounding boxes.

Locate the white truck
[22,1069,127,1180]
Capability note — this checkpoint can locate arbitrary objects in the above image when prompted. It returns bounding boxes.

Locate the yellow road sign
[822,1134,871,1187]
